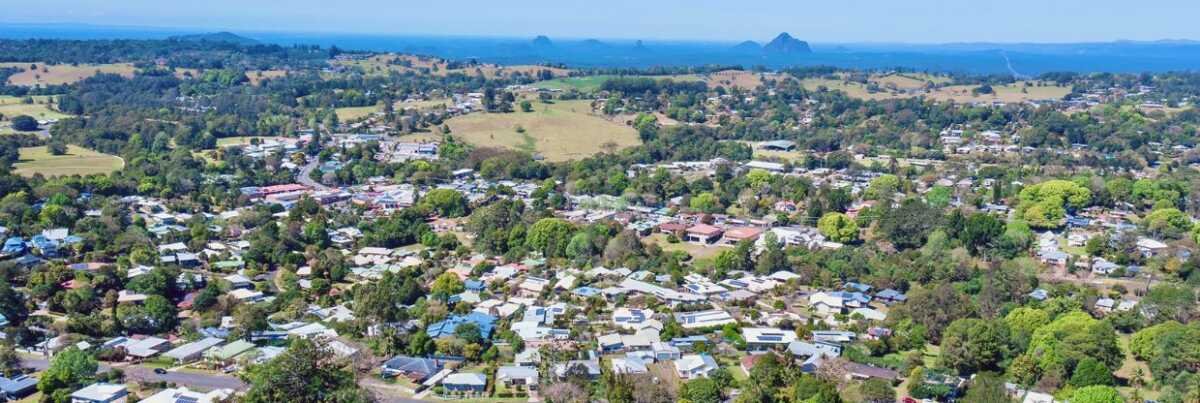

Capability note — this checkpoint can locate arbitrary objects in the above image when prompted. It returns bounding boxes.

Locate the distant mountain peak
[580,39,607,47]
[763,32,811,54]
[732,40,762,52]
[168,31,258,46]
[531,35,554,48]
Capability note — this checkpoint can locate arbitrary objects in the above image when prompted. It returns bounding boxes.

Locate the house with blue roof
[464,279,485,292]
[2,237,24,255]
[572,286,601,298]
[29,235,58,257]
[426,312,496,339]
[0,375,38,400]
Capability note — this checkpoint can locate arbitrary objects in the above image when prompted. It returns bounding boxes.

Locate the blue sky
[5,0,1199,43]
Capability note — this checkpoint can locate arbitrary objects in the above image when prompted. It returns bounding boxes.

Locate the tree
[1069,385,1122,403]
[1024,311,1122,376]
[864,174,901,200]
[525,218,575,258]
[0,343,20,377]
[519,100,533,112]
[890,284,975,342]
[47,141,68,156]
[877,199,941,249]
[961,213,1004,254]
[242,338,371,403]
[689,192,720,212]
[1070,357,1114,387]
[1144,207,1192,237]
[0,279,28,326]
[38,348,97,401]
[430,272,465,298]
[939,318,1012,375]
[859,378,895,403]
[681,378,721,403]
[10,115,37,131]
[1141,283,1195,323]
[818,212,858,243]
[962,372,1011,403]
[925,186,953,208]
[1017,180,1091,228]
[419,189,469,217]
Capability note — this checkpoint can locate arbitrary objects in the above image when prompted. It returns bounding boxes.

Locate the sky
[4,0,1199,43]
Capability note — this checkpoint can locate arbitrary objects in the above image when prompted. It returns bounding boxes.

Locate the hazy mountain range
[3,23,1200,74]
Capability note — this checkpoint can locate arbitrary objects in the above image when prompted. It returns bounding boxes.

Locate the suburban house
[742,327,800,351]
[440,373,488,394]
[495,366,539,390]
[674,354,719,379]
[70,383,128,403]
[380,356,445,381]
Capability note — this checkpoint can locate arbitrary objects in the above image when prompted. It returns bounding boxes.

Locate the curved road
[297,158,330,191]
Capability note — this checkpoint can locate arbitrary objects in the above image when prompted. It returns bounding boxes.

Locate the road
[297,158,330,191]
[23,357,428,401]
[21,358,246,391]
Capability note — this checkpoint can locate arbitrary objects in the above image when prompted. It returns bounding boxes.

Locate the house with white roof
[674,354,719,379]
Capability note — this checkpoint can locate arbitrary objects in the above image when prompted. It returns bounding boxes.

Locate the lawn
[1,62,136,86]
[335,105,381,121]
[644,233,727,261]
[442,99,639,162]
[13,145,124,177]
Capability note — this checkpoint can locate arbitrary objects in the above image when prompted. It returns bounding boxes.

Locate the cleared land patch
[799,73,1070,103]
[1,63,136,86]
[442,99,639,162]
[13,145,124,177]
[0,96,71,134]
[333,54,569,80]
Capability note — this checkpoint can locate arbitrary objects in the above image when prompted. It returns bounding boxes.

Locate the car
[153,368,167,375]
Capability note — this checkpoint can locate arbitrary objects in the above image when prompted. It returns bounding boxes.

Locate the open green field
[535,74,704,91]
[800,73,1070,103]
[1,62,136,86]
[216,136,284,147]
[336,99,452,122]
[0,96,71,134]
[440,99,639,162]
[13,145,124,177]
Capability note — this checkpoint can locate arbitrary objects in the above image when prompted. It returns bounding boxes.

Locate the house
[652,341,682,361]
[611,307,660,331]
[723,227,764,245]
[426,312,496,339]
[611,356,650,375]
[496,366,539,390]
[70,383,128,403]
[140,387,233,403]
[381,356,444,381]
[875,289,907,304]
[811,330,857,344]
[742,327,799,351]
[0,375,38,400]
[673,310,736,329]
[163,337,225,363]
[553,356,602,380]
[674,354,719,379]
[685,224,724,244]
[788,341,842,359]
[440,373,487,394]
[759,140,797,151]
[1137,237,1168,257]
[206,340,256,365]
[514,349,541,367]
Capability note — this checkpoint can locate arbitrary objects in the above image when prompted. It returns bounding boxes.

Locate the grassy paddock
[0,62,136,86]
[13,145,124,177]
[442,99,639,162]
